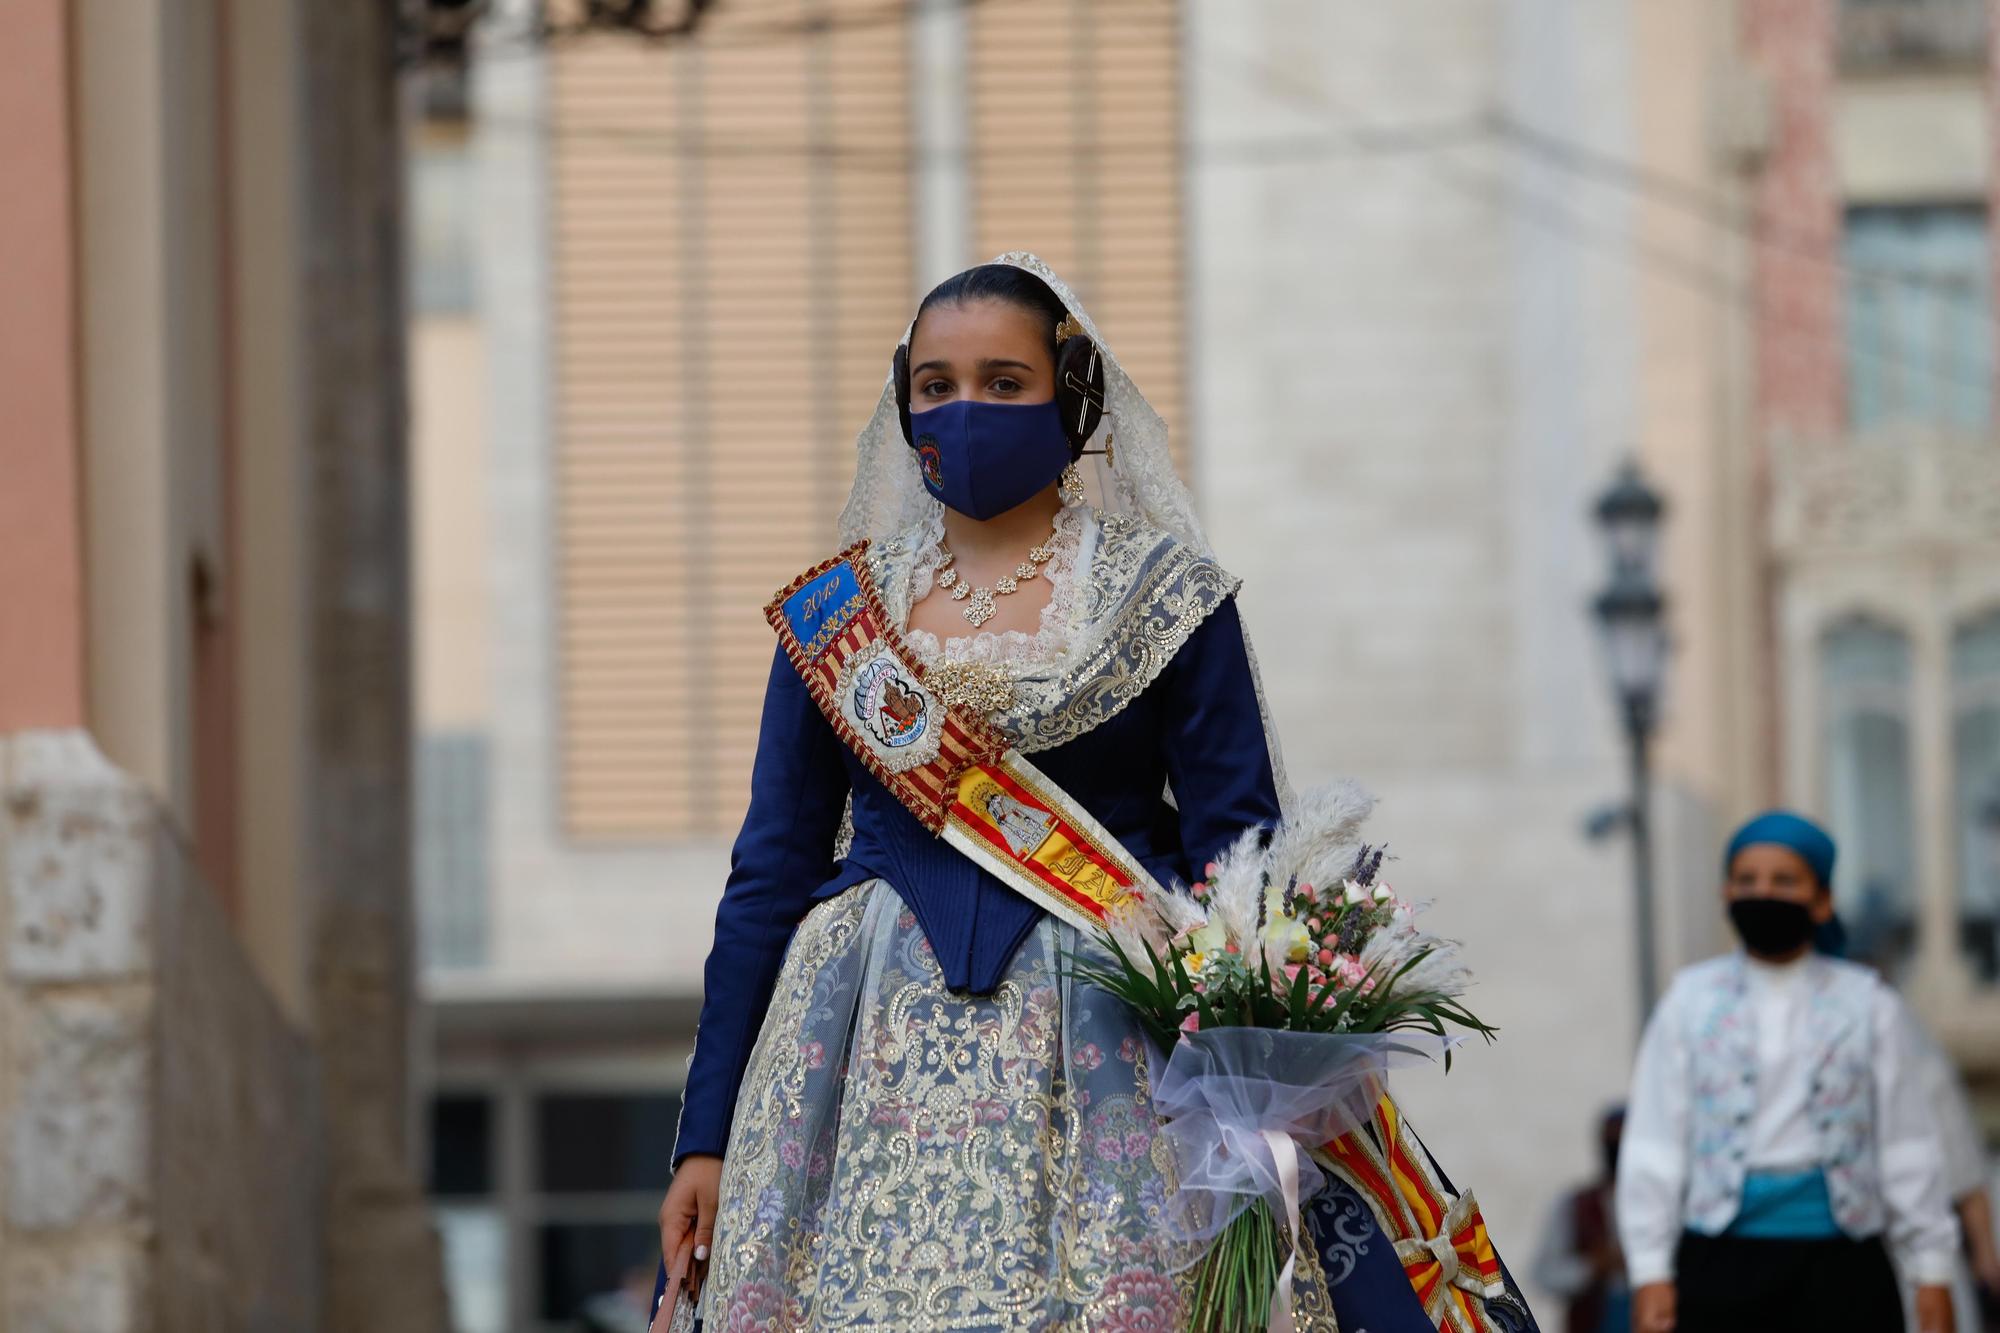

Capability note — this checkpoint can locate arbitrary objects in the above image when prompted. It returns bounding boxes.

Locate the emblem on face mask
[836,643,944,772]
[906,399,1071,519]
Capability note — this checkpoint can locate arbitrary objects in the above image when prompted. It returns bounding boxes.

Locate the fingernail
[694,1244,708,1260]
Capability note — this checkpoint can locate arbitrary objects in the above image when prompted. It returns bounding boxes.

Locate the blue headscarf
[1724,810,1845,956]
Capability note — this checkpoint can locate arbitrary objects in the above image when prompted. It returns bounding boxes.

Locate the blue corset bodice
[673,595,1281,1164]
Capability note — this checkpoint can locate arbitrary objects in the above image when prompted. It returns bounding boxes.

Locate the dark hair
[913,264,1069,355]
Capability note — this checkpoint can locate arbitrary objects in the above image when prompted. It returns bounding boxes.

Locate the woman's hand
[1632,1280,1676,1332]
[652,1155,723,1331]
[1913,1284,1955,1333]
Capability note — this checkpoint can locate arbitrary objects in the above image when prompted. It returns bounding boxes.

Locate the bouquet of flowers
[1070,783,1495,1333]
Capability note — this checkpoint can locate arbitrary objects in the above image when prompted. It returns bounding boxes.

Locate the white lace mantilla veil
[835,250,1296,811]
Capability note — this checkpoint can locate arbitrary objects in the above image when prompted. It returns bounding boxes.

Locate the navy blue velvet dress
[656,514,1538,1332]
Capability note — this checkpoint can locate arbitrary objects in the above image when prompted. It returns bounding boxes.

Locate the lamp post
[1591,461,1669,1027]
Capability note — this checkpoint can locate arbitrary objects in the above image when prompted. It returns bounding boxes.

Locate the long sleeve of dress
[672,646,852,1166]
[1616,982,1692,1287]
[1158,597,1284,868]
[1873,990,1959,1285]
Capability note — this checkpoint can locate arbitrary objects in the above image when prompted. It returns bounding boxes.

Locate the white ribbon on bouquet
[1147,1029,1453,1333]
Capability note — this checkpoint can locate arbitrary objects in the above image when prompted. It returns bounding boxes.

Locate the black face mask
[1729,897,1816,958]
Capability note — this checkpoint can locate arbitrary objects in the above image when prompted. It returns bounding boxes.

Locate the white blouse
[1614,952,1958,1288]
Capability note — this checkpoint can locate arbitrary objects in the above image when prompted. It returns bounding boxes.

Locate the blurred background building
[5,1,1996,1329]
[406,2,2000,1327]
[10,0,1988,1329]
[0,1,445,1330]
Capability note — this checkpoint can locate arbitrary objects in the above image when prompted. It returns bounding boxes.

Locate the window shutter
[553,8,913,839]
[970,0,1188,466]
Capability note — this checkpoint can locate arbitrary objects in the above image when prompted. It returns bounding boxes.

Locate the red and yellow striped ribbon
[1324,1097,1505,1332]
[767,545,1157,935]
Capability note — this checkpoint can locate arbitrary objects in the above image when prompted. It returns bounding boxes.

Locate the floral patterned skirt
[697,881,1193,1331]
[693,881,1539,1333]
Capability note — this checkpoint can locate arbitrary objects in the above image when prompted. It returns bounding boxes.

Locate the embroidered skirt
[690,881,1541,1333]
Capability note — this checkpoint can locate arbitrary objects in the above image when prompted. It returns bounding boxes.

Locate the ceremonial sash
[767,543,1162,935]
[1323,1096,1507,1333]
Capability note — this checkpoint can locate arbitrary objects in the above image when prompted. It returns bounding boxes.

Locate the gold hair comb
[1055,314,1087,343]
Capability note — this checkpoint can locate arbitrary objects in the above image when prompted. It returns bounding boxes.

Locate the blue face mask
[910,398,1072,520]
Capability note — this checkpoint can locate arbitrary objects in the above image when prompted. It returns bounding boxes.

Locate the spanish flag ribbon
[1324,1097,1506,1332]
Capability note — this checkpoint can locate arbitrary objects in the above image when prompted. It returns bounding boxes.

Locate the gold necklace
[934,526,1058,628]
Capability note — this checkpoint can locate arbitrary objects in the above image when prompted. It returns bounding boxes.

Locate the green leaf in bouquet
[1286,953,1313,1026]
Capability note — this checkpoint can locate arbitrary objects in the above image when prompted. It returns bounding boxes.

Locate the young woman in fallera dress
[649,255,1540,1332]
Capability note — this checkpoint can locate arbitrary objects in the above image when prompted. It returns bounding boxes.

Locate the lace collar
[860,508,1245,757]
[900,504,1092,670]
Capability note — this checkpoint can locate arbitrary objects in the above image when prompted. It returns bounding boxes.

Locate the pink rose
[1180,1011,1201,1033]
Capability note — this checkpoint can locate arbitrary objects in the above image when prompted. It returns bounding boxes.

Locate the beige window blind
[970,0,1187,464]
[553,6,913,839]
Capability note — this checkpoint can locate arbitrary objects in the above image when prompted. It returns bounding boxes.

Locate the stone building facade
[405,1,2000,1325]
[1751,0,2000,1064]
[0,2,446,1329]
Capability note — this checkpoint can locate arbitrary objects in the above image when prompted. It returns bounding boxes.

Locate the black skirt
[1674,1230,1904,1333]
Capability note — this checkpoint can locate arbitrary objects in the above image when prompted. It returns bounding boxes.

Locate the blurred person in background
[1908,1000,2000,1331]
[1616,811,1959,1333]
[646,255,1542,1331]
[1533,1106,1631,1333]
[575,1262,659,1333]
[1845,890,2000,1330]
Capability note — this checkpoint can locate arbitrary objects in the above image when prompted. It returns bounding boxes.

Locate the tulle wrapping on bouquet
[1148,1029,1453,1332]
[1147,1029,1453,1251]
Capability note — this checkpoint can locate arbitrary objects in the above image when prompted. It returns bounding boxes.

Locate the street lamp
[1591,460,1669,1028]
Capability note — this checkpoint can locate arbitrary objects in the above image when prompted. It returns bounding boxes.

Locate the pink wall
[0,0,86,729]
[1743,0,1847,442]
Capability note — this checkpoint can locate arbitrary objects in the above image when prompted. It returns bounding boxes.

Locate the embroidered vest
[1678,954,1883,1238]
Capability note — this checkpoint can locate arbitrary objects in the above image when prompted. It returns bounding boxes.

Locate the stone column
[1908,582,1965,1005]
[298,3,450,1329]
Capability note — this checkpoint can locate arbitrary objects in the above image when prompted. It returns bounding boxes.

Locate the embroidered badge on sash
[769,544,1007,833]
[767,542,1163,934]
[836,642,944,773]
[948,762,1138,926]
[778,559,863,658]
